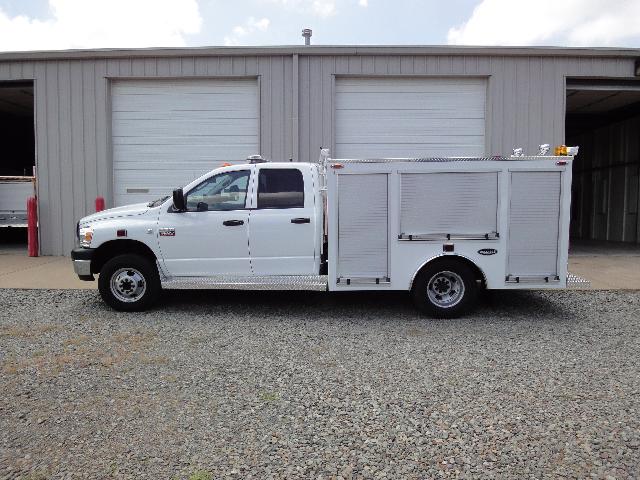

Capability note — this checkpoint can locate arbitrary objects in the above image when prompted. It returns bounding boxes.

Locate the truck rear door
[248,165,317,275]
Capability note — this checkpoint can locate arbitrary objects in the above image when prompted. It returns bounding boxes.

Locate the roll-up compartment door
[337,174,389,282]
[400,172,498,238]
[508,171,562,279]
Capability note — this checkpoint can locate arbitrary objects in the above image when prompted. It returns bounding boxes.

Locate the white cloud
[447,0,640,47]
[358,0,368,6]
[224,17,271,46]
[0,0,202,51]
[265,0,337,18]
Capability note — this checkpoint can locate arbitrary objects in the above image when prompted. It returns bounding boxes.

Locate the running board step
[161,275,328,291]
[567,273,591,289]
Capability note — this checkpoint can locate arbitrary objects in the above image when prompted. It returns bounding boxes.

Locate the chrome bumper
[70,248,95,281]
[72,259,92,277]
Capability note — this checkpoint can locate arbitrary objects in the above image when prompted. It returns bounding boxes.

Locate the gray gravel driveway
[1,289,639,479]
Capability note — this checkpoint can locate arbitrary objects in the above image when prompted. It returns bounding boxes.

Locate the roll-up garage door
[112,79,259,206]
[335,78,486,158]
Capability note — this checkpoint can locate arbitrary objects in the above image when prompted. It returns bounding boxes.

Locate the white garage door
[112,78,259,206]
[335,77,486,158]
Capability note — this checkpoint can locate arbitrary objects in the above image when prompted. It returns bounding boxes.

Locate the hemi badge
[478,248,498,256]
[159,228,175,237]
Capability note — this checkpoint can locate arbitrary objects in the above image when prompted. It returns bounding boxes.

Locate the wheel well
[91,240,157,274]
[411,255,486,290]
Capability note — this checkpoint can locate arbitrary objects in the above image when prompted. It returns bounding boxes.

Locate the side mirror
[172,188,186,211]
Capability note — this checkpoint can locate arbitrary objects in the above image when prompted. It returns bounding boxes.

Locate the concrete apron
[0,251,639,291]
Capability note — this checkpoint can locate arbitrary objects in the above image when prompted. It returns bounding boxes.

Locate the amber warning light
[554,145,579,156]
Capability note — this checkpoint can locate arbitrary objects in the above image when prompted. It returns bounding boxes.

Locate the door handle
[291,217,310,224]
[223,219,244,226]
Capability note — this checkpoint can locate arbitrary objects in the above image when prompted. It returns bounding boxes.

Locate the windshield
[147,196,170,208]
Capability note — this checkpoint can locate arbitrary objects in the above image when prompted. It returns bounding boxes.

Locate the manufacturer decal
[478,248,498,256]
[159,228,175,237]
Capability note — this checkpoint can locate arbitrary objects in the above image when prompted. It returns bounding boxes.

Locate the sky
[0,0,639,52]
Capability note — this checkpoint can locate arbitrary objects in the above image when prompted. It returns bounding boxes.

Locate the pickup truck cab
[73,149,579,317]
[73,160,324,311]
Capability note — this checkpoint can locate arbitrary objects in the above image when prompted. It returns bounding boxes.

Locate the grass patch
[0,324,60,338]
[188,471,213,480]
[259,391,279,402]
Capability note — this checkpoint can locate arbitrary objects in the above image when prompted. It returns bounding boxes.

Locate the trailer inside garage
[0,80,35,249]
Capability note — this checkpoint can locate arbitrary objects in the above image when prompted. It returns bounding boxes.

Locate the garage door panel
[337,95,485,111]
[112,79,259,206]
[335,78,486,158]
[336,77,487,92]
[113,80,256,93]
[113,118,258,137]
[336,120,485,139]
[337,143,484,158]
[337,135,485,147]
[114,135,259,146]
[112,96,258,114]
[340,93,484,111]
[112,109,257,121]
[113,144,258,165]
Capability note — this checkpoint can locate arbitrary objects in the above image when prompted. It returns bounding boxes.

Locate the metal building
[0,45,639,255]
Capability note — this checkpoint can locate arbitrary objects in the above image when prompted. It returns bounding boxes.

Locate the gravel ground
[1,288,639,479]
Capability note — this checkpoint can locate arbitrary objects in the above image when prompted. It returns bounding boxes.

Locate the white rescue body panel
[325,156,573,291]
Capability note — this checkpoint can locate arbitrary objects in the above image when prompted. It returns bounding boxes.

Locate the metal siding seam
[292,54,299,162]
[70,61,85,240]
[60,61,73,254]
[34,65,46,254]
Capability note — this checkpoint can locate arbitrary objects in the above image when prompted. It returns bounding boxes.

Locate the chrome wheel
[427,270,465,309]
[109,268,146,303]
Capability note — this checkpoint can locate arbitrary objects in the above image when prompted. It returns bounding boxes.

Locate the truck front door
[248,166,317,275]
[157,168,252,276]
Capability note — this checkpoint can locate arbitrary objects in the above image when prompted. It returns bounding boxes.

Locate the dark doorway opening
[0,80,35,251]
[566,79,640,246]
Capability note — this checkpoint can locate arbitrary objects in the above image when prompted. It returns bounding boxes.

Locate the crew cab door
[157,168,252,276]
[248,165,317,275]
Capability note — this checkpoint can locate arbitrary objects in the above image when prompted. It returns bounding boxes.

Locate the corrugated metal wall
[0,51,636,255]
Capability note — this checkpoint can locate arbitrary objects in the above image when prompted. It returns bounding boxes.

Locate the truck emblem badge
[478,248,497,256]
[159,228,175,237]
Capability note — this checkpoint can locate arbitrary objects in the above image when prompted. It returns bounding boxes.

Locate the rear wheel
[98,254,160,311]
[412,259,478,318]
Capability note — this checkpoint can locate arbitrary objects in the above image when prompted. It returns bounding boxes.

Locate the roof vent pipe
[302,28,312,45]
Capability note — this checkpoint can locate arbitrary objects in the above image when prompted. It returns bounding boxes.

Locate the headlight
[79,226,94,247]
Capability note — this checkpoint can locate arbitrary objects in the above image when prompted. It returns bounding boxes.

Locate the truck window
[257,168,304,209]
[185,170,250,211]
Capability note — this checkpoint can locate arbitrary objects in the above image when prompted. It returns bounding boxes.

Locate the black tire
[412,259,478,318]
[98,254,161,311]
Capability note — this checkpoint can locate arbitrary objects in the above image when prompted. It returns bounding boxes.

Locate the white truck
[72,147,579,317]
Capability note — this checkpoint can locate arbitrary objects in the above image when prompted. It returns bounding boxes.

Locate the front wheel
[98,254,161,311]
[412,259,478,318]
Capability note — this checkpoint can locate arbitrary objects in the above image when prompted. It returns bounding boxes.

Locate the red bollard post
[95,196,105,212]
[27,196,38,257]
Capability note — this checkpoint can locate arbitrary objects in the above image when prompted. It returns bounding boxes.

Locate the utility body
[72,149,578,317]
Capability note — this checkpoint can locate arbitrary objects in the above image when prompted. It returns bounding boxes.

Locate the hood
[80,203,150,224]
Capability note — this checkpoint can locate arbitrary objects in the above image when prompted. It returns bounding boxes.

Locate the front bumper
[71,248,95,281]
